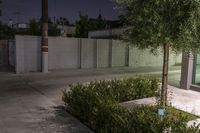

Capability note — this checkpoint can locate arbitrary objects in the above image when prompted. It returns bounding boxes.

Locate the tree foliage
[75,14,90,38]
[48,24,60,36]
[116,0,200,107]
[0,22,15,39]
[28,19,40,35]
[116,0,200,53]
[22,18,60,36]
[56,17,70,25]
[75,13,107,38]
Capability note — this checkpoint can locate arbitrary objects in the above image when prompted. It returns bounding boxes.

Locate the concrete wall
[49,37,80,70]
[112,40,127,67]
[15,35,41,73]
[97,39,110,68]
[14,35,182,73]
[129,47,179,67]
[88,28,126,39]
[8,40,15,66]
[0,40,9,65]
[81,39,96,68]
[175,53,182,65]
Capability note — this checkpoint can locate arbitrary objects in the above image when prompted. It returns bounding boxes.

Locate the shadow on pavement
[44,105,94,133]
[0,65,15,73]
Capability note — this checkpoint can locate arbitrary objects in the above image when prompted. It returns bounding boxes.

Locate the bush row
[64,77,160,103]
[62,77,200,133]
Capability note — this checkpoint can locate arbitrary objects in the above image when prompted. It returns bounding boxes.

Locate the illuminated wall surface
[12,35,182,73]
[194,54,200,84]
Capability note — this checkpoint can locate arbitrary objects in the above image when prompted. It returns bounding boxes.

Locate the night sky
[0,0,120,24]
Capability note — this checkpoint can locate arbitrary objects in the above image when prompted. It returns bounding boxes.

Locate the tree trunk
[161,43,170,108]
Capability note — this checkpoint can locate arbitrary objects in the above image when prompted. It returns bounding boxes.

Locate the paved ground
[0,65,186,133]
[170,86,200,117]
[121,85,200,127]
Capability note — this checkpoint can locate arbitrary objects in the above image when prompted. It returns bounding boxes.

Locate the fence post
[125,45,130,67]
[78,38,82,69]
[94,39,98,68]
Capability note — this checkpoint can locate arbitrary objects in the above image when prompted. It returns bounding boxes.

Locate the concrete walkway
[121,85,200,117]
[169,85,200,117]
[169,86,200,127]
[0,72,93,133]
[0,65,193,133]
[122,85,200,127]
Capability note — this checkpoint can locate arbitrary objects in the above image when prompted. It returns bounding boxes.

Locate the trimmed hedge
[62,77,200,133]
[63,77,160,103]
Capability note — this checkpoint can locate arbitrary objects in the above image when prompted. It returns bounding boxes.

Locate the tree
[75,13,107,38]
[27,18,60,36]
[90,11,107,30]
[56,17,70,25]
[75,14,90,38]
[28,19,40,35]
[0,22,15,39]
[116,0,200,108]
[118,15,127,26]
[48,24,60,36]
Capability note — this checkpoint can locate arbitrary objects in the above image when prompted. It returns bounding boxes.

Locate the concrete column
[180,53,194,90]
[125,45,129,67]
[94,39,98,68]
[78,38,82,69]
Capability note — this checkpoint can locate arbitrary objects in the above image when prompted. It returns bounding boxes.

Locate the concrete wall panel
[112,40,126,67]
[97,40,110,68]
[175,53,182,65]
[9,40,15,66]
[15,35,41,73]
[81,39,96,68]
[14,35,182,73]
[129,47,178,67]
[0,40,9,65]
[48,37,80,70]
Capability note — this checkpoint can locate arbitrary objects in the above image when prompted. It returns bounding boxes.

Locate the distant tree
[48,17,53,24]
[27,18,60,36]
[48,24,60,36]
[75,13,107,38]
[116,0,200,107]
[89,13,106,31]
[56,17,70,25]
[0,22,15,39]
[28,19,40,35]
[118,15,127,26]
[75,13,90,38]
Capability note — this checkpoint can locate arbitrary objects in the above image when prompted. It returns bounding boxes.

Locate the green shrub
[62,77,200,133]
[63,76,160,103]
[95,102,130,133]
[127,106,198,133]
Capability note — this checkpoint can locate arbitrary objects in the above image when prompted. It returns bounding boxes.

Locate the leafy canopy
[116,0,200,53]
[75,13,107,38]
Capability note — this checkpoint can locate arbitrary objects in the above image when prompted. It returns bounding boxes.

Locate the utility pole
[41,0,48,72]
